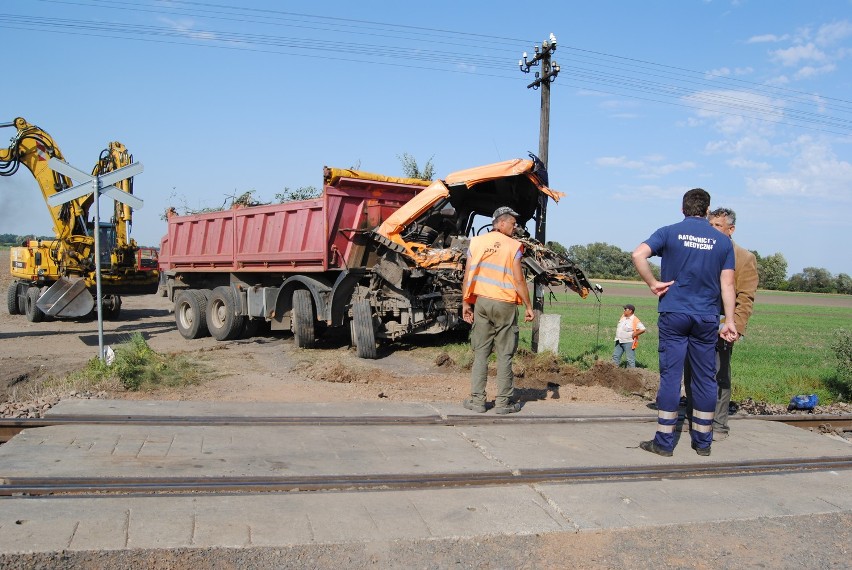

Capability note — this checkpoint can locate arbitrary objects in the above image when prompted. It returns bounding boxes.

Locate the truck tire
[24,287,45,323]
[175,290,209,339]
[292,289,316,349]
[102,295,122,320]
[206,286,244,341]
[7,283,19,315]
[352,300,377,359]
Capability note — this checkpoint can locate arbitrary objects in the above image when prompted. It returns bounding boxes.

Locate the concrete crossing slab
[1,399,850,560]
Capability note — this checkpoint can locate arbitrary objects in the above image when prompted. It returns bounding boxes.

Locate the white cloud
[746,137,852,201]
[707,67,731,78]
[794,64,836,79]
[595,156,696,178]
[705,135,778,157]
[770,43,827,66]
[747,33,790,44]
[683,90,784,135]
[596,156,644,169]
[612,184,688,202]
[159,17,218,41]
[726,157,771,171]
[815,20,852,46]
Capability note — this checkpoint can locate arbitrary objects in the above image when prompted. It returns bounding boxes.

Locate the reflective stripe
[656,424,676,433]
[469,273,515,290]
[692,423,712,433]
[693,410,714,420]
[658,410,678,420]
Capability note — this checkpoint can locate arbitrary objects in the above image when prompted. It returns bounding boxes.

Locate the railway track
[1,413,850,498]
[1,412,851,443]
[2,455,851,497]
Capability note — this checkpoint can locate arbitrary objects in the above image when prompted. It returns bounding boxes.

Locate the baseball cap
[493,206,519,221]
[623,304,635,312]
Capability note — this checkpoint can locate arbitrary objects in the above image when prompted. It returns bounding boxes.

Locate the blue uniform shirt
[644,216,735,315]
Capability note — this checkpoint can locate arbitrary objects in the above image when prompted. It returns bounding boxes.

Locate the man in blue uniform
[632,188,737,457]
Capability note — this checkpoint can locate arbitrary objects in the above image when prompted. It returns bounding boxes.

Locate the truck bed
[159,174,425,274]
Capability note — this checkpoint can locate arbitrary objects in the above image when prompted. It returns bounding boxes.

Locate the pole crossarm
[518,33,560,91]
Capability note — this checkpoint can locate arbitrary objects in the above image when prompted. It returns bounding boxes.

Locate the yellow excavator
[0,117,158,321]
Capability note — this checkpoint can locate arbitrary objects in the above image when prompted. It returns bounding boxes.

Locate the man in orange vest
[461,206,535,415]
[612,304,646,368]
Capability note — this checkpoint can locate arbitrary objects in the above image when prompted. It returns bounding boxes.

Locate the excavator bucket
[36,277,95,317]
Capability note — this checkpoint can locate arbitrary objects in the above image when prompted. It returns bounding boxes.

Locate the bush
[78,333,210,391]
[827,329,852,400]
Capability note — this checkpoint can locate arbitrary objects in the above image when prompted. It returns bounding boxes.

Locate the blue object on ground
[788,394,819,411]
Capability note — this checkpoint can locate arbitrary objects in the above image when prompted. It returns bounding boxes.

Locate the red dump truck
[159,157,591,358]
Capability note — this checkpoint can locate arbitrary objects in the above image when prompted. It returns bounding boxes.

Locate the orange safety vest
[463,231,523,305]
[630,316,641,349]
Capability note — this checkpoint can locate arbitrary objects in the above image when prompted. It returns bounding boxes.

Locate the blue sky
[1,0,851,278]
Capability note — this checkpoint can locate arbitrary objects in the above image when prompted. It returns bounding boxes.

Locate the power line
[6,2,851,135]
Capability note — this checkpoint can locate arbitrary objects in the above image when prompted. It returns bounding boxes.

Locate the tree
[545,240,568,257]
[275,186,321,203]
[835,273,852,295]
[567,242,635,280]
[756,252,787,290]
[789,267,834,293]
[398,153,435,181]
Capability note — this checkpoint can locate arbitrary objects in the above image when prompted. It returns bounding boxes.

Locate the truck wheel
[24,287,45,323]
[206,286,244,341]
[292,289,316,348]
[352,300,377,359]
[7,283,19,315]
[175,290,209,339]
[102,295,122,320]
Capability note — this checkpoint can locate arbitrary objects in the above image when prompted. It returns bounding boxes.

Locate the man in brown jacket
[685,207,759,439]
[707,207,758,440]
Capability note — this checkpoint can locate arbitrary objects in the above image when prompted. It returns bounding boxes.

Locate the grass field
[516,281,852,405]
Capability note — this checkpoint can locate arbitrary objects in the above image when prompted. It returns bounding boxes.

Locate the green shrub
[827,329,852,400]
[77,333,210,391]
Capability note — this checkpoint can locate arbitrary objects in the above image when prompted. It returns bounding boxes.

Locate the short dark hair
[682,188,710,217]
[709,207,736,226]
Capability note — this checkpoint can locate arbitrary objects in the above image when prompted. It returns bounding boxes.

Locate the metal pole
[93,177,105,361]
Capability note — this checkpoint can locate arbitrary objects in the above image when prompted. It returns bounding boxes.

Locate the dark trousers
[654,313,719,451]
[685,338,733,433]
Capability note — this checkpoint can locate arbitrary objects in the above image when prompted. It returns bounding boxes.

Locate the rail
[2,456,851,497]
[1,413,850,443]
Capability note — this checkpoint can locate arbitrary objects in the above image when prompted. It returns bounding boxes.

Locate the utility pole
[519,33,560,352]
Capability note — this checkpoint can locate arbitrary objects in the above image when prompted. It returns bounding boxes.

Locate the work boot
[462,399,486,413]
[639,440,673,457]
[691,441,711,456]
[713,431,729,442]
[494,402,522,415]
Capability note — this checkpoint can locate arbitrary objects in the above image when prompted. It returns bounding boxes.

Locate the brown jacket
[732,241,759,335]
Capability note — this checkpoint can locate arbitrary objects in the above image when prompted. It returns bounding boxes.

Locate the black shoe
[639,440,673,457]
[494,402,522,415]
[691,441,711,456]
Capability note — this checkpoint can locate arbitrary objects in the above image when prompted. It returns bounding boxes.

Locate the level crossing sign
[46,157,145,361]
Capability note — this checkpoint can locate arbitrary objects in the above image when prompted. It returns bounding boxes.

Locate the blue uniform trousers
[654,312,719,451]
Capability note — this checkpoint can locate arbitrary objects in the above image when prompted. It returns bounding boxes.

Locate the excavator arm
[0,117,96,278]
